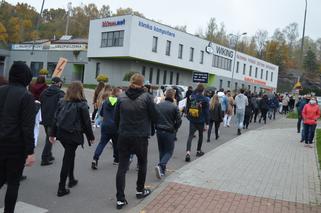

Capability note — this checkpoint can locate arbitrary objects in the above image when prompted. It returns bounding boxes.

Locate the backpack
[187,95,203,119]
[56,101,81,133]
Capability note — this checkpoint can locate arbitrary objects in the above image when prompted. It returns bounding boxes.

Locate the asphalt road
[0,89,282,213]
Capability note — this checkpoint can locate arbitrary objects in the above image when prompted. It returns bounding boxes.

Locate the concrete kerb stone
[313,128,321,204]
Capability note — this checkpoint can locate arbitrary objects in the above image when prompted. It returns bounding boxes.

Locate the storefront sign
[102,19,125,27]
[49,44,87,51]
[11,44,43,50]
[244,76,266,86]
[193,72,209,83]
[138,21,175,38]
[205,42,234,59]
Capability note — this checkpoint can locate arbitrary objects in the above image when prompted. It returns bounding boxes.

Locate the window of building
[149,68,153,84]
[166,40,171,56]
[189,47,194,62]
[219,79,223,89]
[255,67,258,78]
[30,62,44,77]
[249,65,252,76]
[200,50,204,64]
[176,72,180,85]
[152,36,158,52]
[178,44,183,59]
[95,62,100,78]
[163,70,167,84]
[248,85,251,91]
[227,60,232,71]
[271,72,273,82]
[243,64,246,75]
[254,86,257,92]
[142,66,146,76]
[156,69,160,84]
[170,71,174,84]
[227,81,231,88]
[242,84,245,89]
[101,30,124,47]
[218,57,223,69]
[47,62,57,77]
[266,70,268,81]
[236,61,239,73]
[260,69,263,79]
[235,82,238,91]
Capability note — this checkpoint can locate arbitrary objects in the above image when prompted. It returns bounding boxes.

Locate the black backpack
[55,101,82,133]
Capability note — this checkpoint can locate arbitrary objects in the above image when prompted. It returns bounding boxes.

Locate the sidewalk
[131,118,321,213]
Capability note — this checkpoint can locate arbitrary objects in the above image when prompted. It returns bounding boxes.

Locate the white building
[86,15,278,92]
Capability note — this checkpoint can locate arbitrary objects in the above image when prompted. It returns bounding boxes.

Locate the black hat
[9,61,32,87]
[51,77,63,84]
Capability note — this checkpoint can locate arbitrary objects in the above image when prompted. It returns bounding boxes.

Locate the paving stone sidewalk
[132,119,321,213]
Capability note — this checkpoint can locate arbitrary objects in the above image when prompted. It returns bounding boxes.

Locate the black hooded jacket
[114,87,158,137]
[0,62,36,156]
[40,85,65,126]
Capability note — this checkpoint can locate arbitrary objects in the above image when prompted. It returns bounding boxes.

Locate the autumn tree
[174,25,187,32]
[115,7,144,17]
[0,22,8,44]
[255,30,268,59]
[303,49,319,72]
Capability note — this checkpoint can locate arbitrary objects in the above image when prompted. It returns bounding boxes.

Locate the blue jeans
[304,124,317,144]
[93,127,118,162]
[157,130,176,174]
[235,109,245,129]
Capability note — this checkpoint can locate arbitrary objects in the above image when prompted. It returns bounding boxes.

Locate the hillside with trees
[0,0,320,92]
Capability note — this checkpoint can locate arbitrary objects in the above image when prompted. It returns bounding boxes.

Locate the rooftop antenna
[65,2,72,36]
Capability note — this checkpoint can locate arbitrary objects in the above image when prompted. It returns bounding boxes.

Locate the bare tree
[205,17,217,42]
[174,25,187,33]
[282,22,299,48]
[255,29,268,59]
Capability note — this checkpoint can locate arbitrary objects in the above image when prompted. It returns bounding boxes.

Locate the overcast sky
[6,0,321,40]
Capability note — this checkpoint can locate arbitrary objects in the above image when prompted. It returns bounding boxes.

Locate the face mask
[310,100,316,105]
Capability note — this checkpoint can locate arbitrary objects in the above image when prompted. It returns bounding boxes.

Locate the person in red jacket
[302,97,320,148]
[29,75,48,101]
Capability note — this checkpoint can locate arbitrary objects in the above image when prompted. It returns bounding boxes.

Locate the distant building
[86,15,278,92]
[3,36,88,83]
[0,47,10,77]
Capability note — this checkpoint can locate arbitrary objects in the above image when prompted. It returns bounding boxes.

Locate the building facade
[86,15,278,92]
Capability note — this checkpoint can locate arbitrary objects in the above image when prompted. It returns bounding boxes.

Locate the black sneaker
[91,160,98,170]
[41,161,53,166]
[113,160,119,166]
[68,179,78,188]
[116,200,128,210]
[207,139,210,143]
[136,188,152,199]
[20,175,27,182]
[49,156,55,162]
[185,153,191,162]
[196,151,205,157]
[57,188,70,197]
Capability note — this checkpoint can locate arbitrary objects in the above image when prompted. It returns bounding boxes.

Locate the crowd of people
[0,61,320,212]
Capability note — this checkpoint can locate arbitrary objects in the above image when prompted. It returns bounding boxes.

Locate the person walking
[91,87,121,170]
[234,88,248,135]
[114,74,158,210]
[250,94,259,123]
[259,94,269,124]
[29,75,48,101]
[185,84,209,162]
[282,94,290,114]
[302,97,320,148]
[155,89,182,179]
[0,62,36,213]
[299,95,311,142]
[39,77,65,166]
[49,82,95,197]
[243,94,253,129]
[217,88,228,124]
[223,91,234,127]
[207,94,223,142]
[269,94,279,120]
[92,82,105,121]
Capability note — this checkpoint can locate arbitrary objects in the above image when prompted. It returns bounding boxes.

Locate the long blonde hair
[97,85,112,108]
[210,95,219,110]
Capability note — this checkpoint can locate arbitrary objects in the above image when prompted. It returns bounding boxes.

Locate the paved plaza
[135,119,321,213]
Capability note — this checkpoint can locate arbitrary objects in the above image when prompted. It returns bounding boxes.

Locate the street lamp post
[300,0,308,66]
[31,0,45,55]
[230,32,247,92]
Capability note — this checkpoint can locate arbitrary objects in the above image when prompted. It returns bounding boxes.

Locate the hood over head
[9,61,32,87]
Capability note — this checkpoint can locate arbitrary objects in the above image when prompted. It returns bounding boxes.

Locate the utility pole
[31,0,45,55]
[229,32,247,92]
[300,0,308,67]
[65,2,72,36]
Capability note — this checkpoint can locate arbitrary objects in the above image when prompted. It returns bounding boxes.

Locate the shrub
[96,74,108,83]
[123,72,137,81]
[39,68,49,76]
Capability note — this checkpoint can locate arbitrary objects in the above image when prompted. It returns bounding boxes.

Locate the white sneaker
[155,166,162,179]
